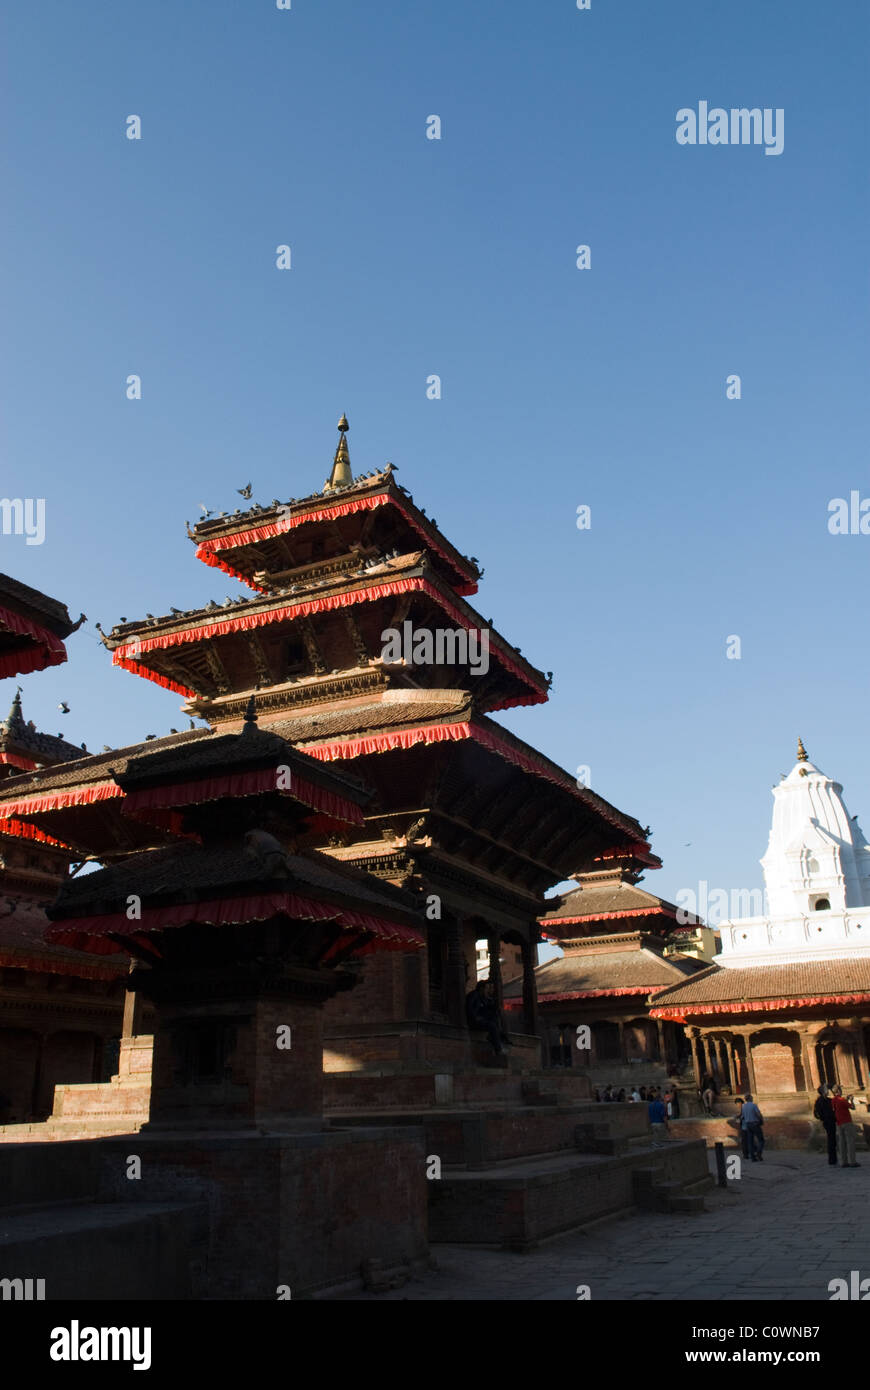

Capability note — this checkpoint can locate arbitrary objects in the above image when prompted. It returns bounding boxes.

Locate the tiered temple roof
[45,706,424,962]
[0,573,84,679]
[505,930,703,1010]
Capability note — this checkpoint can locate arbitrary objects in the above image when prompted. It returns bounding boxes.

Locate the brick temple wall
[751,1040,800,1093]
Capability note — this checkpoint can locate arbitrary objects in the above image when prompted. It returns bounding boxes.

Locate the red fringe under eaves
[46,889,425,956]
[195,491,478,596]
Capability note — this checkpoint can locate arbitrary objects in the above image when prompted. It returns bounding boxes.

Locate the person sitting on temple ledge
[465,979,511,1054]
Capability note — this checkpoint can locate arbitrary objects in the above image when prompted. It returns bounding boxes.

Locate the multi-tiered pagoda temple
[97,417,658,1072]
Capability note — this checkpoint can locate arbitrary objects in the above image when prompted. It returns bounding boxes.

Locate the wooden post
[656,1019,667,1067]
[521,932,538,1040]
[686,1027,703,1090]
[742,1033,758,1095]
[445,914,467,1029]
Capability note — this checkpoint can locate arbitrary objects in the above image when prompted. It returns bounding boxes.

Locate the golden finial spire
[797,736,809,762]
[324,414,352,492]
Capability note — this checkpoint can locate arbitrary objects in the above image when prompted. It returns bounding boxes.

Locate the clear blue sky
[2,1,868,909]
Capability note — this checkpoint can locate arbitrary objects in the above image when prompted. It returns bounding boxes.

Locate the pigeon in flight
[58,701,70,714]
[238,482,253,499]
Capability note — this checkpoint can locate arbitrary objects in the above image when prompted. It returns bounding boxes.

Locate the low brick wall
[669,1115,869,1150]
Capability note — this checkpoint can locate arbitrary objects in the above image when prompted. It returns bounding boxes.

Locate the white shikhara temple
[651,741,870,1110]
[718,738,870,967]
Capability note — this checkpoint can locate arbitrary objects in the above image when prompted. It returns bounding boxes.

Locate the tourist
[813,1085,838,1166]
[616,1088,626,1103]
[741,1093,765,1161]
[602,1085,614,1102]
[669,1087,680,1119]
[594,1088,601,1103]
[648,1091,668,1144]
[639,1085,647,1101]
[831,1085,860,1167]
[630,1087,641,1103]
[702,1082,715,1115]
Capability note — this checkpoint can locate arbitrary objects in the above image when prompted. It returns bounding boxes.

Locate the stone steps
[428,1140,712,1249]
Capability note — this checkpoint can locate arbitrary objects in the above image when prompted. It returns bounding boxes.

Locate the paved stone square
[337,1150,870,1300]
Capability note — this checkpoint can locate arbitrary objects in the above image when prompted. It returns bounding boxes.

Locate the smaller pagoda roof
[649,957,870,1018]
[0,690,86,767]
[190,460,481,597]
[0,898,128,980]
[0,727,211,795]
[540,877,681,931]
[503,931,703,1007]
[0,573,83,679]
[116,720,371,805]
[46,838,425,957]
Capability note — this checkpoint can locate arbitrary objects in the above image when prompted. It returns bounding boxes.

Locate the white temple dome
[716,739,870,967]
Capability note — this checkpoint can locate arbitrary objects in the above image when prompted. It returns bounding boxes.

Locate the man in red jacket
[831,1086,860,1168]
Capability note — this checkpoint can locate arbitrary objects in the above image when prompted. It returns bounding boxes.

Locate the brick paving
[336,1149,870,1300]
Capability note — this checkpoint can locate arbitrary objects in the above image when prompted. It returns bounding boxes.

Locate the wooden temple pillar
[798,1026,821,1093]
[737,1031,758,1095]
[655,1019,667,1067]
[445,914,468,1029]
[520,932,538,1039]
[685,1027,703,1089]
[726,1037,740,1091]
[848,1019,870,1088]
[122,983,144,1038]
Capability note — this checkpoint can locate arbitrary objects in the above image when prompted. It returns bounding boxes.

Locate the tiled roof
[649,957,870,1009]
[0,728,212,796]
[0,574,77,636]
[541,879,679,923]
[117,725,371,801]
[0,694,84,763]
[265,691,471,744]
[50,840,421,924]
[0,899,128,976]
[504,936,701,999]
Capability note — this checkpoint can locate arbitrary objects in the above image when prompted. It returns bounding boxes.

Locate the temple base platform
[0,1123,429,1299]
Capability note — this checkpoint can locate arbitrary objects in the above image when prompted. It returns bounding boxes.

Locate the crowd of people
[594,1083,681,1119]
[589,1069,863,1168]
